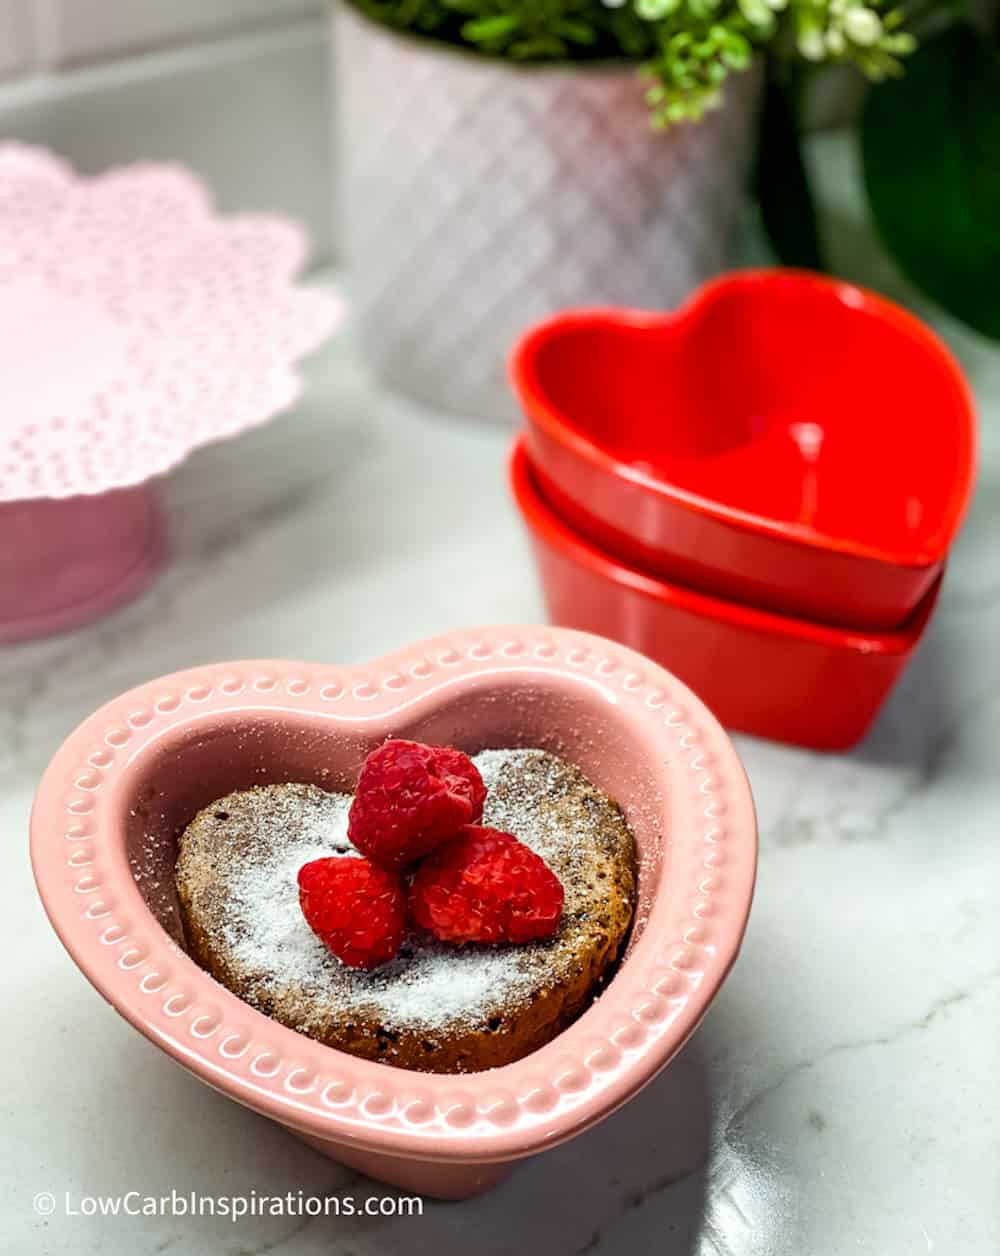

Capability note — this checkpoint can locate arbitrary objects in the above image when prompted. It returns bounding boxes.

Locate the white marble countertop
[3,135,999,1255]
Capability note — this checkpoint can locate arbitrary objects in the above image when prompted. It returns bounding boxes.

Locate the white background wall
[0,1,334,259]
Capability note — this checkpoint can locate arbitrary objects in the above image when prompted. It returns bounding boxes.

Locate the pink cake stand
[0,143,343,644]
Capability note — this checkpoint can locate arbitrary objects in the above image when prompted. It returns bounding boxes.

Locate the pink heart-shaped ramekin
[512,270,977,630]
[31,627,756,1200]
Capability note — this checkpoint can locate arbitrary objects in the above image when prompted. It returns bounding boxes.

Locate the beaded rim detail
[30,626,756,1162]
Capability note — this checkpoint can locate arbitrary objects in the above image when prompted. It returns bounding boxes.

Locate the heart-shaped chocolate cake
[176,748,637,1073]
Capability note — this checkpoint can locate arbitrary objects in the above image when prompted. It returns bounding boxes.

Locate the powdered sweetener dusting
[201,749,625,1033]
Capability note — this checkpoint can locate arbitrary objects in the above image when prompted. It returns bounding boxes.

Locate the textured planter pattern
[335,5,762,421]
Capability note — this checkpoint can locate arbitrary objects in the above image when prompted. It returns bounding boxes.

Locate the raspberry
[298,856,405,969]
[408,826,564,944]
[431,747,488,815]
[347,740,486,867]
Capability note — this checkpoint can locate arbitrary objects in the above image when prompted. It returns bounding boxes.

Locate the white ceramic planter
[334,3,763,422]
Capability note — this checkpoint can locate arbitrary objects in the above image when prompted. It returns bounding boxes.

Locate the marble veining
[3,138,999,1254]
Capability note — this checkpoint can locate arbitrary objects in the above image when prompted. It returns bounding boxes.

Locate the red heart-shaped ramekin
[511,442,940,751]
[512,270,976,630]
[30,628,756,1200]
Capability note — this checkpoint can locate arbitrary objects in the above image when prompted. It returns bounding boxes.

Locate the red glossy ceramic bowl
[511,270,976,631]
[511,439,940,750]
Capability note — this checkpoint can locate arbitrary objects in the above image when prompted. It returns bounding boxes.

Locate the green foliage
[862,23,1000,339]
[346,0,919,126]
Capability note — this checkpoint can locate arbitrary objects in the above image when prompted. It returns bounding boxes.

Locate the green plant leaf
[461,14,519,43]
[754,73,826,272]
[862,24,1000,340]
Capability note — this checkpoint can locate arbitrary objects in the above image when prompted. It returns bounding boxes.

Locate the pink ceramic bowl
[511,270,977,631]
[31,627,756,1200]
[512,441,941,751]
